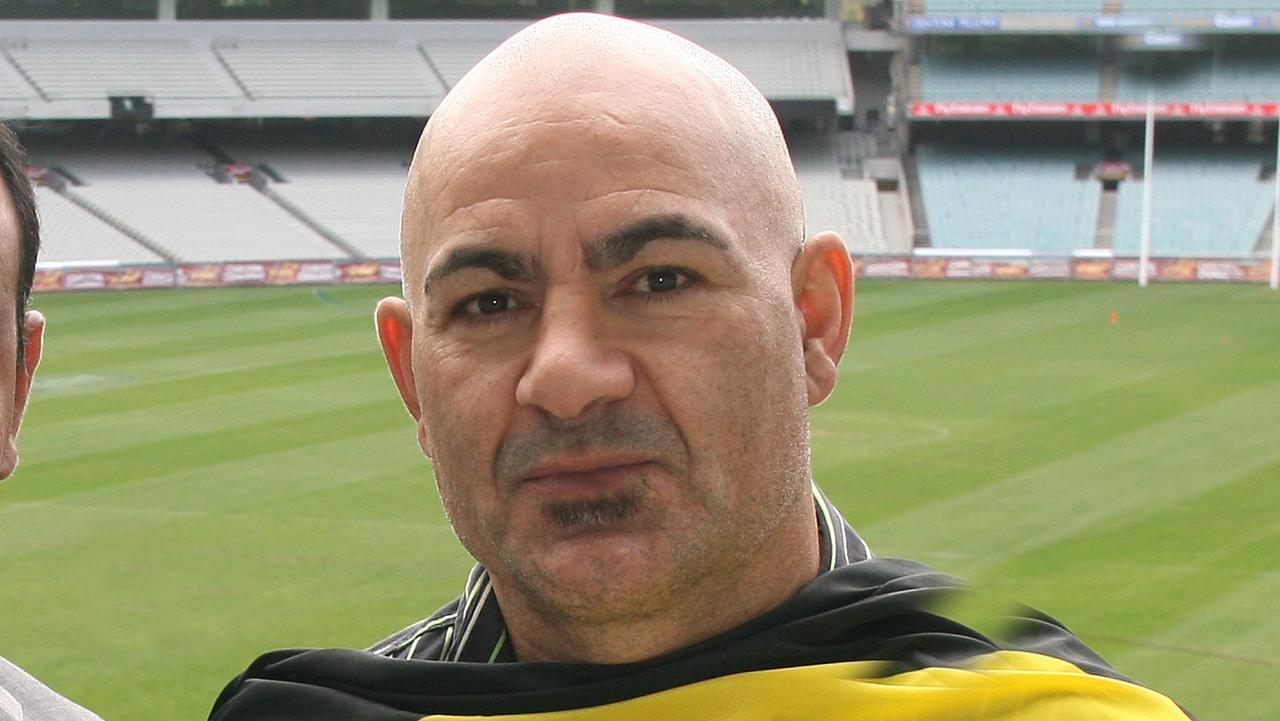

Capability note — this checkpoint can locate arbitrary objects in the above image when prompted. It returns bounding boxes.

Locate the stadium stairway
[253,179,367,260]
[1254,210,1274,256]
[53,180,178,264]
[902,153,931,247]
[1094,188,1117,250]
[194,134,367,260]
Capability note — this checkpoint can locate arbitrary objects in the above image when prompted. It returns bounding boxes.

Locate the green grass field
[0,280,1276,721]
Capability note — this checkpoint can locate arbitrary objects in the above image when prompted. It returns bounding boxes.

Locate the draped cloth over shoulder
[208,557,1193,721]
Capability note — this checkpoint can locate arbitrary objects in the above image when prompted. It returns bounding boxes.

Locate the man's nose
[515,297,635,421]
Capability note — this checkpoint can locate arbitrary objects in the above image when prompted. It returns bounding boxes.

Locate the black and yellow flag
[209,558,1192,721]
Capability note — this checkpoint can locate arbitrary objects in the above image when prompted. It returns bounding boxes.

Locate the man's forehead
[405,99,734,285]
[399,13,803,295]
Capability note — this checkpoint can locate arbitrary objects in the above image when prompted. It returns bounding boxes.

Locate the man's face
[395,97,816,622]
[0,173,41,481]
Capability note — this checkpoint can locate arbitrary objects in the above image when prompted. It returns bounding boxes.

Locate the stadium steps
[1099,62,1118,102]
[254,180,366,260]
[55,184,178,264]
[1254,210,1274,256]
[878,190,913,252]
[902,152,931,247]
[1095,188,1117,250]
[0,46,45,101]
[209,42,254,99]
[905,64,923,104]
[415,45,450,92]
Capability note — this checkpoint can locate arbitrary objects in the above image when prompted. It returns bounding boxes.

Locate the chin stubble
[543,489,641,529]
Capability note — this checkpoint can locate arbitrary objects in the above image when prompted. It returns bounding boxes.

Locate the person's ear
[375,297,422,420]
[375,297,436,459]
[791,232,853,406]
[1,310,45,480]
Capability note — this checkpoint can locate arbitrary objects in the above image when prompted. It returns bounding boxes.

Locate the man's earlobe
[1,310,45,480]
[374,298,422,420]
[793,232,854,406]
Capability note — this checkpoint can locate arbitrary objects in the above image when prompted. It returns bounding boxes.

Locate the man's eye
[631,268,691,294]
[457,291,514,318]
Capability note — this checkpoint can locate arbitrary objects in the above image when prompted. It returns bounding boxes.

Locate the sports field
[0,280,1275,721]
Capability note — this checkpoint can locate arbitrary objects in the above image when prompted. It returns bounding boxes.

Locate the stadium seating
[0,56,37,100]
[422,33,848,100]
[33,187,164,265]
[920,0,1102,12]
[700,38,849,101]
[225,141,409,259]
[1117,54,1280,102]
[791,135,893,253]
[27,141,214,183]
[1120,0,1280,10]
[421,41,500,88]
[215,41,445,99]
[1112,148,1271,257]
[5,40,236,100]
[921,53,1101,101]
[24,136,349,262]
[72,181,348,263]
[915,144,1100,252]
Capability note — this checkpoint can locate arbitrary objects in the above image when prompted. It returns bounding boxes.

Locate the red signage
[32,269,63,292]
[911,101,1280,119]
[179,264,224,287]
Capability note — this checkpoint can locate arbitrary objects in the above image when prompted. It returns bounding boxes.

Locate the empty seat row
[919,0,1275,11]
[921,54,1100,102]
[916,144,1100,252]
[0,35,846,105]
[1112,150,1271,257]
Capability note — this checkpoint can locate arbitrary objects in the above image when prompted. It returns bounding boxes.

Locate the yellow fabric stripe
[421,650,1187,721]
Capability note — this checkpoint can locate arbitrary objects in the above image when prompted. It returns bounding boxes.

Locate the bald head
[400,13,804,301]
[377,12,854,664]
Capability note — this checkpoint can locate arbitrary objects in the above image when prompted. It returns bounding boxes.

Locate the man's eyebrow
[422,245,540,296]
[587,214,729,271]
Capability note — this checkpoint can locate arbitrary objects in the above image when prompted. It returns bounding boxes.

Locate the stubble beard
[496,476,738,626]
[543,488,641,529]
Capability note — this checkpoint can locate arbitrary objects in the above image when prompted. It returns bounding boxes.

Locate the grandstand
[906,1,1280,285]
[0,0,1275,288]
[915,143,1100,253]
[1112,147,1274,257]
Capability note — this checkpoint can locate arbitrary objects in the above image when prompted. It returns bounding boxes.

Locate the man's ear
[1,310,45,480]
[374,298,422,420]
[791,232,854,406]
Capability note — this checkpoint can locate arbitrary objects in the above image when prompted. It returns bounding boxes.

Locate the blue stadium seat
[1112,148,1272,258]
[922,53,1100,101]
[916,144,1100,252]
[922,0,1102,12]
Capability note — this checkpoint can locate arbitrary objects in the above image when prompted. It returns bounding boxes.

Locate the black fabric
[209,558,1125,721]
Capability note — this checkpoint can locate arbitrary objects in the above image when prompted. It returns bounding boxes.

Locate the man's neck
[495,512,823,664]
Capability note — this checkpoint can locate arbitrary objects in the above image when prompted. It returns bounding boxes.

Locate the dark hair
[0,123,38,367]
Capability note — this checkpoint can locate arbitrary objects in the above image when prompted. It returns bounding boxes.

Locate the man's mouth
[519,455,656,495]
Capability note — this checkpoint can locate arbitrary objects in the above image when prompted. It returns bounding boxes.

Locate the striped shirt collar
[372,482,870,663]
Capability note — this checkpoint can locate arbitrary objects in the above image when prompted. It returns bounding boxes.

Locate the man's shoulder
[0,656,102,721]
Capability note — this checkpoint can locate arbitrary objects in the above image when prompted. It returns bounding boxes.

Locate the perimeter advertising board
[31,256,1275,292]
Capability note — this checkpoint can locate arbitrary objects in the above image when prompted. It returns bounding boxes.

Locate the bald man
[210,14,1191,721]
[0,125,102,721]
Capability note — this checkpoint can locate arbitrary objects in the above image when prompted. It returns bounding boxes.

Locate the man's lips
[518,456,656,494]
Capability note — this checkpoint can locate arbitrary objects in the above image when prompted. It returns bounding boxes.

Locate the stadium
[0,1,1276,719]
